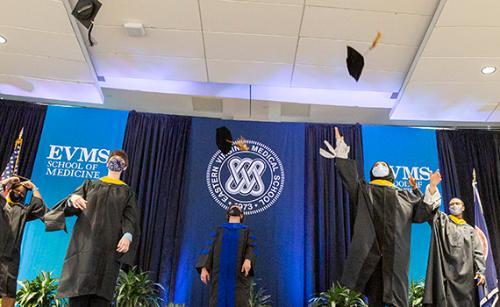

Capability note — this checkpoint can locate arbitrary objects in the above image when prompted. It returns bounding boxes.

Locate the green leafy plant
[249,280,272,307]
[309,283,367,307]
[408,280,425,307]
[16,271,66,307]
[114,266,164,307]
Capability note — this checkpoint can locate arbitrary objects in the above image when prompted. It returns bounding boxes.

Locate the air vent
[124,23,146,37]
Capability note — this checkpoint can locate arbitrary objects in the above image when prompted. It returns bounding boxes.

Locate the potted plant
[114,266,164,307]
[408,280,425,307]
[249,280,272,307]
[309,283,367,307]
[16,271,66,307]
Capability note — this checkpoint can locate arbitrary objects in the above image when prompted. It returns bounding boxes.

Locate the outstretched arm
[332,128,360,197]
[412,172,442,223]
[319,127,351,160]
[44,180,89,232]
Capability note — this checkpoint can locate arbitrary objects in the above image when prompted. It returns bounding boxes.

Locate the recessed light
[0,35,6,44]
[481,66,496,74]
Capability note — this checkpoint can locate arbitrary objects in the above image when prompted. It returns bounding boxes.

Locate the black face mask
[9,191,23,203]
[228,207,242,217]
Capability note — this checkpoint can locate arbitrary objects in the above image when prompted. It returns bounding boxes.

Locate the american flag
[1,128,23,182]
[473,170,499,307]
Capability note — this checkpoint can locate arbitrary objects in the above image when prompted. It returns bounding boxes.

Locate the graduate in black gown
[196,205,257,307]
[320,127,442,307]
[44,150,139,307]
[0,176,47,307]
[415,188,486,307]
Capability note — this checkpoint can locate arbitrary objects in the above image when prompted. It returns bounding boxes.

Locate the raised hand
[429,171,442,187]
[335,127,342,144]
[333,127,350,158]
[1,176,20,186]
[21,181,35,190]
[408,174,417,189]
[427,171,441,196]
[319,127,350,159]
[319,141,336,159]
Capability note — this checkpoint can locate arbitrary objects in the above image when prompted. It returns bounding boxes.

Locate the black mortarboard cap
[346,46,364,82]
[216,126,233,154]
[346,32,382,82]
[72,0,102,29]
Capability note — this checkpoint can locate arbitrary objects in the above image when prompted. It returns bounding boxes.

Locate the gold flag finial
[15,128,24,146]
[472,168,477,184]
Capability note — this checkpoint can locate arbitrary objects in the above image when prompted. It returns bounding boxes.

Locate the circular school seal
[206,140,285,215]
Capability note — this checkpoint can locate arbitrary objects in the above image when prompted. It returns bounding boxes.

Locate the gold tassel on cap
[347,31,382,81]
[369,31,382,50]
[233,137,249,151]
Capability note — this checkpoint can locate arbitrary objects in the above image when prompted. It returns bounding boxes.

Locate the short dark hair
[108,149,129,166]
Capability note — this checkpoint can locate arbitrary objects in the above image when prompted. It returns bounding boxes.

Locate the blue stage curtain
[436,129,500,277]
[122,111,192,302]
[304,124,364,298]
[0,100,47,178]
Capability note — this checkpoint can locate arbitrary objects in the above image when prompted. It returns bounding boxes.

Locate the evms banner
[174,118,305,307]
[19,105,128,282]
[362,125,441,281]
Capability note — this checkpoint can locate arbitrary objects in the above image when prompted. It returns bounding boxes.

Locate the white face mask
[372,164,390,178]
[449,204,463,216]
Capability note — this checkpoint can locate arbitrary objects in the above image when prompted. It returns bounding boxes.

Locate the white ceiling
[88,0,432,91]
[0,0,499,126]
[0,0,102,103]
[391,0,500,123]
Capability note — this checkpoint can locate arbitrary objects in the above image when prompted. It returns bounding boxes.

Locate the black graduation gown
[43,179,139,301]
[423,212,485,307]
[336,158,437,307]
[196,223,257,307]
[0,195,47,297]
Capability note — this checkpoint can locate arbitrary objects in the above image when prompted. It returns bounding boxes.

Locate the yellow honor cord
[449,215,467,225]
[100,176,126,185]
[369,179,395,188]
[5,196,20,205]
